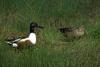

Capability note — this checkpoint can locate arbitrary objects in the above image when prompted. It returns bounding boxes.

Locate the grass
[0,0,100,67]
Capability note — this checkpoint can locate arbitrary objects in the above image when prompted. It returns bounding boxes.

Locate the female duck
[59,25,85,38]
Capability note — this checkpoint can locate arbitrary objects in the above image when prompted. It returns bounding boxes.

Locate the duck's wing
[5,36,24,43]
[12,38,22,43]
[5,38,21,44]
[5,35,28,41]
[5,33,29,44]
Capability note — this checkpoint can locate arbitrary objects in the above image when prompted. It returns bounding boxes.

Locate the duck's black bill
[37,26,44,29]
[59,28,73,33]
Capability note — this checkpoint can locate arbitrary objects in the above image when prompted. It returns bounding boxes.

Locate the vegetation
[0,0,100,67]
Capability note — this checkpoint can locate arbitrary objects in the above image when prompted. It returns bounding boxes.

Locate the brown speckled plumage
[59,25,85,38]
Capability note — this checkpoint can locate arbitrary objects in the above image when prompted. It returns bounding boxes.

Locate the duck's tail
[5,41,18,47]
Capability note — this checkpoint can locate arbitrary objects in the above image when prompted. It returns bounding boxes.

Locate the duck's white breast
[28,33,36,44]
[19,33,36,44]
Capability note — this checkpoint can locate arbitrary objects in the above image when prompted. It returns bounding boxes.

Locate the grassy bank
[0,0,100,67]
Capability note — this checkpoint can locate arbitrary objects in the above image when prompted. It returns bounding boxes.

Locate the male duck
[5,22,43,48]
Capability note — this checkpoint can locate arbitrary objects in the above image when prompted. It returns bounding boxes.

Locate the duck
[59,25,85,38]
[5,22,44,48]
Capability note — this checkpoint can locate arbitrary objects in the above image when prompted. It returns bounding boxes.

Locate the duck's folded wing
[12,38,22,43]
[5,38,21,44]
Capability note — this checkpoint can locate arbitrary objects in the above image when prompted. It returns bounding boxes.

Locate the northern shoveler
[59,25,85,38]
[5,22,43,48]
